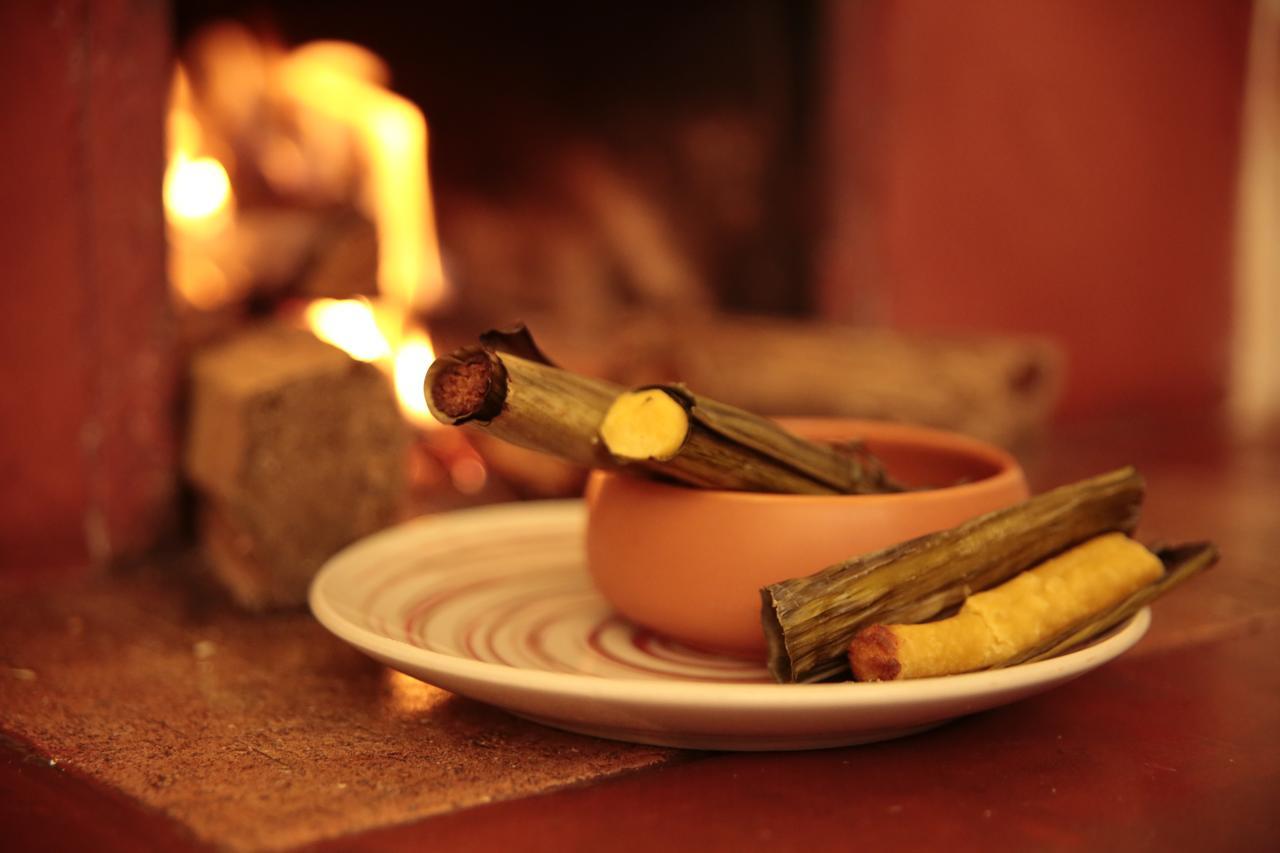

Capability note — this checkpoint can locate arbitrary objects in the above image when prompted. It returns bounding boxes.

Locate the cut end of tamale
[847,624,903,682]
[432,360,491,417]
[426,349,506,424]
[599,388,691,461]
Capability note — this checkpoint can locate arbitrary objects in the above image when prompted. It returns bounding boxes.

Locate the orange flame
[166,31,449,432]
[164,65,236,308]
[278,40,445,422]
[164,67,234,233]
[304,298,392,363]
[303,298,436,427]
[393,330,437,425]
[165,155,233,224]
[278,41,446,314]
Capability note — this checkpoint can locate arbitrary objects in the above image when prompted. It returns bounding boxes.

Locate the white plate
[310,501,1150,751]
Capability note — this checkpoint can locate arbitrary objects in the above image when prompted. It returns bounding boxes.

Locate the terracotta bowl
[584,418,1029,658]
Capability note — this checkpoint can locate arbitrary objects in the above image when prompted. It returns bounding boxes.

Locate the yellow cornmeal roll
[849,532,1163,681]
[598,389,690,461]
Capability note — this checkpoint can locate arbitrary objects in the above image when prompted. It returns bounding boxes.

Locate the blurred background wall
[818,0,1253,417]
[0,0,176,570]
[0,0,1272,571]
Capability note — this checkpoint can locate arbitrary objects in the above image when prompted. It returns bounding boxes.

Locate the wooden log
[665,319,1063,449]
[524,314,1063,449]
[297,211,379,299]
[185,324,408,609]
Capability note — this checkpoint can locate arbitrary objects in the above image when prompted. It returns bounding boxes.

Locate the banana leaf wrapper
[761,467,1146,683]
[425,327,622,470]
[606,384,900,495]
[428,325,900,495]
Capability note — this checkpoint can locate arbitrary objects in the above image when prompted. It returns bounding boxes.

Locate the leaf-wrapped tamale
[847,533,1166,681]
[848,539,1218,680]
[761,467,1146,683]
[425,327,622,469]
[598,386,900,495]
[427,326,900,495]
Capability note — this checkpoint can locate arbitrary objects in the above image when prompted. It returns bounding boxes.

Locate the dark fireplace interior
[171,0,821,326]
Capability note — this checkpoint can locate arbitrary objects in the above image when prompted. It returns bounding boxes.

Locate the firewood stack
[184,325,408,609]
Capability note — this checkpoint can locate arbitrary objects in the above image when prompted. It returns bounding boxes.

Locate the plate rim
[309,500,1151,710]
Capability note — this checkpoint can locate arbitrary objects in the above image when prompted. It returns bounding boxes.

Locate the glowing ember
[164,155,233,224]
[164,66,233,235]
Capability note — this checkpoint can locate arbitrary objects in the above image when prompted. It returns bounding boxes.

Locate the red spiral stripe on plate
[584,620,767,682]
[631,630,762,673]
[362,527,569,613]
[468,579,573,667]
[353,509,771,683]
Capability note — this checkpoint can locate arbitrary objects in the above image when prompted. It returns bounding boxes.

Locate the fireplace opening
[172,1,821,321]
[159,2,846,606]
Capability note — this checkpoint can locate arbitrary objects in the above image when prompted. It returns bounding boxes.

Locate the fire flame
[165,29,449,429]
[280,42,444,423]
[164,155,233,224]
[303,298,436,427]
[278,41,445,313]
[164,66,236,308]
[393,331,438,425]
[164,67,234,233]
[304,298,393,363]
